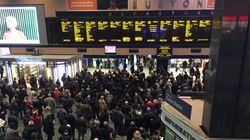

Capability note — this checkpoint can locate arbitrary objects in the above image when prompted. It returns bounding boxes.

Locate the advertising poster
[68,0,97,10]
[97,0,128,10]
[129,0,214,10]
[207,0,215,8]
[0,7,40,44]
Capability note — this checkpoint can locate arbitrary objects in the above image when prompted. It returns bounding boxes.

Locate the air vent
[26,48,35,52]
[129,49,139,53]
[191,48,201,53]
[77,48,87,53]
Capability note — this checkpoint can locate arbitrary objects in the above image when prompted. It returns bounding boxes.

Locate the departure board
[172,18,212,43]
[60,19,174,44]
[57,10,214,46]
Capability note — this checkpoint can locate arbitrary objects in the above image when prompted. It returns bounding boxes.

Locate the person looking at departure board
[2,16,27,40]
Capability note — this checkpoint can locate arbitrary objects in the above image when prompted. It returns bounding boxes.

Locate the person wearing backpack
[57,105,68,125]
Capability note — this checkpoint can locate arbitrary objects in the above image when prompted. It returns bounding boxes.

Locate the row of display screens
[0,5,213,46]
[60,18,212,45]
[92,45,172,58]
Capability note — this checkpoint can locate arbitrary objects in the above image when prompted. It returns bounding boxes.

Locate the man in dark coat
[22,121,38,140]
[0,65,3,78]
[91,120,102,140]
[5,116,20,140]
[30,74,37,89]
[43,115,54,140]
[57,105,68,125]
[143,108,156,134]
[66,113,75,140]
[126,121,138,140]
[75,116,87,140]
[110,108,125,135]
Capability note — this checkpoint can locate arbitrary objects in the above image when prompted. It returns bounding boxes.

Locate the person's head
[133,130,141,138]
[6,16,17,30]
[28,120,34,126]
[110,0,116,4]
[130,121,135,126]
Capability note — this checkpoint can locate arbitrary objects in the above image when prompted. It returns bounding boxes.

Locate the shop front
[83,54,157,71]
[0,55,79,85]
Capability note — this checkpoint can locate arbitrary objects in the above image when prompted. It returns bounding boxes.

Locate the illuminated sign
[161,106,206,140]
[57,10,213,46]
[16,57,43,63]
[105,46,116,53]
[157,46,172,57]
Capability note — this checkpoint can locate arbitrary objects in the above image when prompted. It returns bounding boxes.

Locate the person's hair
[6,16,17,28]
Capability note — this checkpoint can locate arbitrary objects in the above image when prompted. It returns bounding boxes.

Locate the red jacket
[30,114,41,129]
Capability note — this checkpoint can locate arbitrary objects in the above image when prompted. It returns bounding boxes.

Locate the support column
[202,0,250,138]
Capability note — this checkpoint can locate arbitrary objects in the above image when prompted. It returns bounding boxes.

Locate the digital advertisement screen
[57,10,213,46]
[0,5,48,46]
[105,46,117,54]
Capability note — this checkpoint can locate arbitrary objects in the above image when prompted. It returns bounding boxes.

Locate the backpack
[57,108,67,119]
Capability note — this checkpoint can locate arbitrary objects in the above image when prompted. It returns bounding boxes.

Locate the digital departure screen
[157,46,172,57]
[172,18,212,43]
[57,10,213,46]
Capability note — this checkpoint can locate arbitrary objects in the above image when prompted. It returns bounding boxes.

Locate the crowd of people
[0,61,207,140]
[170,60,208,93]
[0,66,169,140]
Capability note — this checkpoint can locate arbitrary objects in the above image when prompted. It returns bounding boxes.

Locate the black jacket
[43,117,54,136]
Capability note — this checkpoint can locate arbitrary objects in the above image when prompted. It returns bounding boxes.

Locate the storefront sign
[68,0,97,10]
[161,107,205,140]
[129,0,212,10]
[165,92,192,119]
[16,58,43,63]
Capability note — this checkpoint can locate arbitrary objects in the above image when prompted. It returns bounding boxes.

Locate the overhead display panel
[157,46,172,57]
[57,10,213,46]
[0,5,48,46]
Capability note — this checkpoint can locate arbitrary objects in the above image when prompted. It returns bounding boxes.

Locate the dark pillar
[157,57,168,73]
[202,0,250,138]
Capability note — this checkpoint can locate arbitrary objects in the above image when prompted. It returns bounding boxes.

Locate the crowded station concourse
[0,66,172,140]
[3,0,249,139]
[0,51,208,140]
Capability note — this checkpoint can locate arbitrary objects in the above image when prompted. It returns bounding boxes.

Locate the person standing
[66,113,75,140]
[43,115,54,140]
[29,74,37,89]
[96,59,100,69]
[98,95,107,113]
[44,94,56,119]
[75,116,87,140]
[22,121,38,140]
[0,65,3,79]
[30,111,42,140]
